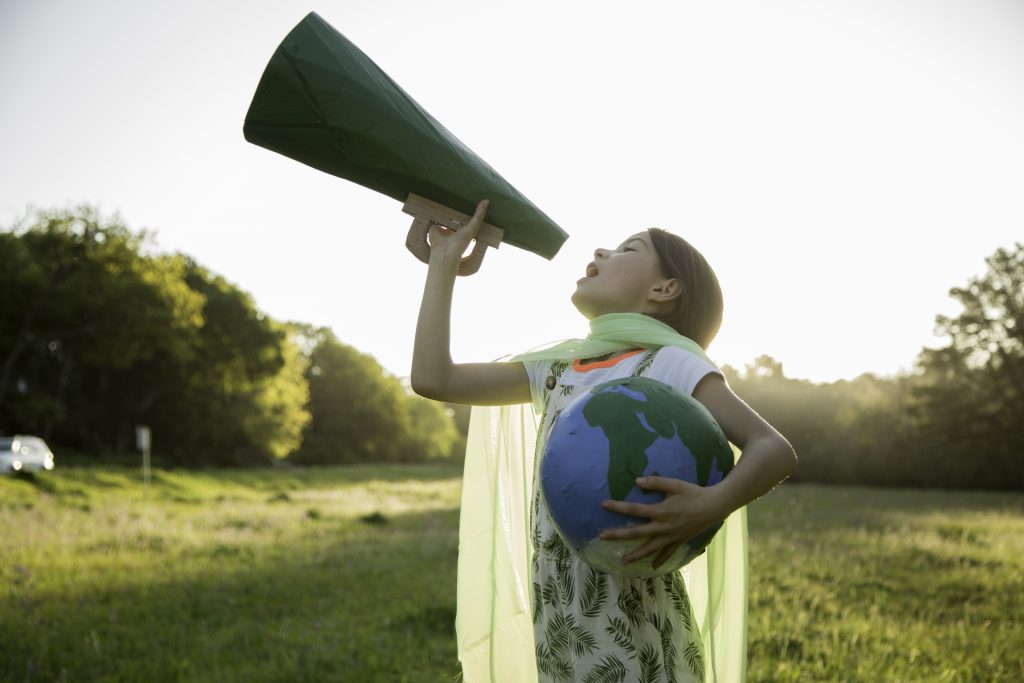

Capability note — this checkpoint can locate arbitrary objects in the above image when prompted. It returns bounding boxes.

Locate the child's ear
[650,278,683,303]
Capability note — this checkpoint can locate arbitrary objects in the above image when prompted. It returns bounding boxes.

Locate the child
[412,200,797,683]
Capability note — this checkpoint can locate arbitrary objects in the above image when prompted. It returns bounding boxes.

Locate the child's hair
[645,228,724,349]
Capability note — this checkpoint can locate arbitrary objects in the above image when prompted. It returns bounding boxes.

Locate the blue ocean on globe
[540,377,733,577]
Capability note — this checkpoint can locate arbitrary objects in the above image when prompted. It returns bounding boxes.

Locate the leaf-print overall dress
[524,346,720,683]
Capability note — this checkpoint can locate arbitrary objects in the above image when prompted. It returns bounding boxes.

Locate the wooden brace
[403,193,505,276]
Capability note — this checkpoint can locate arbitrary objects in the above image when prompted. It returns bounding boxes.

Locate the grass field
[1,464,1021,682]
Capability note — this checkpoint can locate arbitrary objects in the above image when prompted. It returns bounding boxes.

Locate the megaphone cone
[244,12,568,267]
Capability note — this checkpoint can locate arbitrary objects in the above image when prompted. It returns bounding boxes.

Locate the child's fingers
[459,199,489,241]
[469,198,490,227]
[620,537,666,565]
[599,520,663,541]
[651,540,686,569]
[430,199,489,246]
[427,222,456,245]
[635,476,688,492]
[601,498,661,520]
[426,227,450,255]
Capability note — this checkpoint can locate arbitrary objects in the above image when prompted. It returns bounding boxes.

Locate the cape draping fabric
[455,312,749,682]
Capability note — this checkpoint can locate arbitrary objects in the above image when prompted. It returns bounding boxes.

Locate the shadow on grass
[1,505,465,683]
[8,469,59,493]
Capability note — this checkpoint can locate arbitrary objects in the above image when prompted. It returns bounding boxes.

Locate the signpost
[136,425,151,493]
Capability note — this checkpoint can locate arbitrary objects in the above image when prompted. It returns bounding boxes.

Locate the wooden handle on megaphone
[403,194,505,276]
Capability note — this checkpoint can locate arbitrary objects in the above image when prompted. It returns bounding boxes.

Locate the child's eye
[623,247,635,252]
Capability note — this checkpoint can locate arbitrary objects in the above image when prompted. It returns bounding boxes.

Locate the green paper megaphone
[244,12,568,274]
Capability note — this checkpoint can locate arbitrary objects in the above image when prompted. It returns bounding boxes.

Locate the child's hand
[427,199,489,271]
[598,477,731,570]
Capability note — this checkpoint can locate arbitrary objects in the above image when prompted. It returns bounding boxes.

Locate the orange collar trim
[572,348,645,372]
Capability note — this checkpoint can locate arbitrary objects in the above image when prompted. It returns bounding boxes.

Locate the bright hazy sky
[2,0,1022,383]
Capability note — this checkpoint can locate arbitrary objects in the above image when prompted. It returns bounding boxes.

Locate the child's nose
[594,248,609,259]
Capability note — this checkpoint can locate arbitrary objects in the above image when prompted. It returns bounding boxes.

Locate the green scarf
[509,312,712,366]
[455,312,748,682]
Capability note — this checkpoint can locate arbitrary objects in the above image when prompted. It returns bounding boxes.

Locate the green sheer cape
[456,312,748,681]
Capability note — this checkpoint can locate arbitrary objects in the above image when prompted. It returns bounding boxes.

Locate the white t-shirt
[522,345,720,683]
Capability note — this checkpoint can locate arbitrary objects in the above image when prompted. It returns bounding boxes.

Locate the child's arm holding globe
[410,199,532,406]
[600,373,797,569]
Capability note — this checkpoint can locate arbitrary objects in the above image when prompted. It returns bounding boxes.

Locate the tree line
[2,206,1020,489]
[723,240,1023,491]
[0,206,459,466]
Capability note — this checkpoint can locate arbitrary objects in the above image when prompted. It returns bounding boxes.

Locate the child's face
[571,231,671,319]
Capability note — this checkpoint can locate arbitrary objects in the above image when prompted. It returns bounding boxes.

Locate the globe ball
[540,376,734,578]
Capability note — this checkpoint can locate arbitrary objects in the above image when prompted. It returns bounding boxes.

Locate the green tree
[293,327,460,464]
[144,263,310,465]
[251,326,311,459]
[0,206,204,450]
[725,357,922,487]
[912,243,1024,488]
[402,393,461,461]
[0,206,311,465]
[293,328,415,464]
[441,400,472,463]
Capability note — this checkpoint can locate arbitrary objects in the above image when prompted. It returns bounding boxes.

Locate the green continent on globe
[581,379,727,500]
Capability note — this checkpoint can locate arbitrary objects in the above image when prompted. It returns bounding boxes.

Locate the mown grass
[745,486,1023,682]
[0,464,464,682]
[1,465,1021,682]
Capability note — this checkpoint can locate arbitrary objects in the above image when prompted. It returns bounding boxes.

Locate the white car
[0,435,56,474]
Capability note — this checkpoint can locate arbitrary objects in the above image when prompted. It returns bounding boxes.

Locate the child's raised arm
[410,199,532,406]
